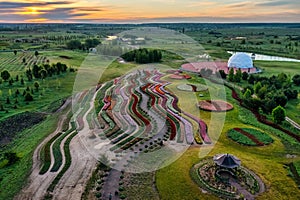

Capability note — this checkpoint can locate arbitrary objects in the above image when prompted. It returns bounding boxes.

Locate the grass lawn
[0,72,76,120]
[0,113,62,200]
[254,61,300,77]
[41,50,88,68]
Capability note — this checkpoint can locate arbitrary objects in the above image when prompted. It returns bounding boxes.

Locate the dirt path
[15,101,71,200]
[51,89,98,200]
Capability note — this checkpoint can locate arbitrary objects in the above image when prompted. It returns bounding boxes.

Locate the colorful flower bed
[184,112,211,144]
[228,128,273,146]
[198,100,233,112]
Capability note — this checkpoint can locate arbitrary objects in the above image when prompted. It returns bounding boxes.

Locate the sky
[0,0,299,23]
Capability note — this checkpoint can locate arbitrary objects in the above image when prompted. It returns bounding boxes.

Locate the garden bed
[198,100,233,112]
[228,128,273,146]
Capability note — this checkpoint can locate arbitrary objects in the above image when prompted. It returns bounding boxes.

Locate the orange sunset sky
[0,0,299,23]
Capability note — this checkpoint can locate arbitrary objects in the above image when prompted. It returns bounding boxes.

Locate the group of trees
[26,62,68,81]
[225,68,249,83]
[121,48,162,64]
[0,61,73,112]
[240,73,298,114]
[66,38,100,50]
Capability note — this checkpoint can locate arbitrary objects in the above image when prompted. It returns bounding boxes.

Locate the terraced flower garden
[95,69,213,153]
[227,128,274,146]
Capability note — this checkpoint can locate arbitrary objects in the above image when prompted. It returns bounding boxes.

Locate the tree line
[66,38,101,50]
[26,62,69,81]
[121,48,162,64]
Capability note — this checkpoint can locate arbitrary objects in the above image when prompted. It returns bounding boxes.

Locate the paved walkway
[286,117,300,131]
[230,178,254,200]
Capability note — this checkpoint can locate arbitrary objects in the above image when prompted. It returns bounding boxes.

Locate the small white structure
[89,48,97,53]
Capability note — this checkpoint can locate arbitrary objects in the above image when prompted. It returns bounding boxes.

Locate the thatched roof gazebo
[213,154,241,169]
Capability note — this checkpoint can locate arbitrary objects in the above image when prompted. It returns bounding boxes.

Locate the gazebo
[213,154,241,169]
[213,154,241,183]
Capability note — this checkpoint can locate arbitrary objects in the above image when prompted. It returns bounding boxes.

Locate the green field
[255,61,300,77]
[0,113,62,200]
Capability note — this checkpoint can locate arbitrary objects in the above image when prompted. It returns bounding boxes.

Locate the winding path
[15,99,72,200]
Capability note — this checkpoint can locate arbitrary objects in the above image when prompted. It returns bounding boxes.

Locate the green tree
[292,74,300,86]
[277,72,288,83]
[34,81,40,92]
[242,72,249,80]
[243,89,252,99]
[32,64,40,78]
[67,40,82,50]
[24,92,33,101]
[1,70,11,81]
[85,38,101,49]
[264,98,277,113]
[228,68,234,82]
[218,70,227,79]
[272,105,286,124]
[257,86,268,99]
[274,94,288,107]
[254,82,262,94]
[0,103,4,111]
[9,78,13,86]
[21,77,24,85]
[15,89,20,96]
[234,69,242,82]
[248,74,256,84]
[4,152,20,166]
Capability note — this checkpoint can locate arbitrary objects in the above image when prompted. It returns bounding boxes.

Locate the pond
[228,51,300,63]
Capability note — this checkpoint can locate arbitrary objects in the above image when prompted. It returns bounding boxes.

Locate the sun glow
[22,7,41,15]
[29,7,39,15]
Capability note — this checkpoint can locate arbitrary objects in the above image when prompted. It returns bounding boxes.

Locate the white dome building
[228,53,254,69]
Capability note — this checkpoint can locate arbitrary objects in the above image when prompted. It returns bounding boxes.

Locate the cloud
[0,1,72,9]
[38,8,85,20]
[256,0,299,7]
[226,1,252,8]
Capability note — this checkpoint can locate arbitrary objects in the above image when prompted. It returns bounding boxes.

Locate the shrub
[272,106,286,124]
